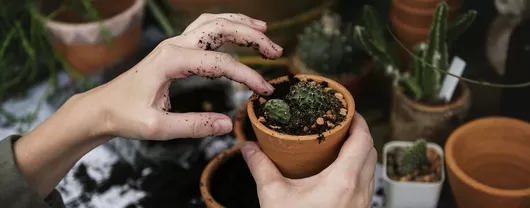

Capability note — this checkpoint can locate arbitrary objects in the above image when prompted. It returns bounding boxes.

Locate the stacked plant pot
[41,0,145,76]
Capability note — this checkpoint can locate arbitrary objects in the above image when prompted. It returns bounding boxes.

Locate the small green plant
[286,81,329,112]
[353,3,477,102]
[297,11,364,76]
[397,139,427,175]
[264,99,291,124]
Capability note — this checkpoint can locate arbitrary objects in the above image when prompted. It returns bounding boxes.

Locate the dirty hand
[242,113,377,208]
[77,13,283,140]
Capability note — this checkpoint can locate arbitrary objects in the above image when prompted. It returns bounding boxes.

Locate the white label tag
[439,57,466,102]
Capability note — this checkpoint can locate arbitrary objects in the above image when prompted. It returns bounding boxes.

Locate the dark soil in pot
[209,152,260,208]
[252,75,347,136]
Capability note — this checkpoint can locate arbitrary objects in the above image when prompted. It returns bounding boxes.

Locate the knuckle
[248,152,267,170]
[198,13,214,20]
[357,131,374,148]
[212,17,231,27]
[333,174,358,193]
[143,116,163,139]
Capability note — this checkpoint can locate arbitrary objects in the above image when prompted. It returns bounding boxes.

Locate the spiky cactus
[297,11,362,75]
[264,99,291,124]
[286,81,329,112]
[353,3,477,102]
[397,139,428,175]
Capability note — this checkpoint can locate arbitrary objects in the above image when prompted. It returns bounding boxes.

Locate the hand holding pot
[241,113,377,208]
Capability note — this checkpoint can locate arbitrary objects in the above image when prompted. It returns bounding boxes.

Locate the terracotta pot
[247,74,356,179]
[390,0,461,67]
[445,117,530,208]
[200,145,245,208]
[167,0,335,54]
[389,82,471,144]
[41,0,145,75]
[383,141,445,208]
[288,49,371,98]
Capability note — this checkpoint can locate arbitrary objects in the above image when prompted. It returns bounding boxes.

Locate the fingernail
[252,19,267,26]
[271,42,283,51]
[266,82,275,93]
[241,142,257,161]
[213,119,232,135]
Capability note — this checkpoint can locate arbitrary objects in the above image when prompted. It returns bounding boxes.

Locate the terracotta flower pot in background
[288,50,372,99]
[41,0,145,76]
[389,82,471,144]
[390,0,461,67]
[247,74,356,179]
[445,117,530,208]
[383,141,445,208]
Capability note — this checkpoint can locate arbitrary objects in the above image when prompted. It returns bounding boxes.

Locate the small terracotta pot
[288,49,371,98]
[390,0,461,67]
[200,145,243,208]
[247,74,356,179]
[445,117,530,208]
[41,0,145,76]
[389,82,471,144]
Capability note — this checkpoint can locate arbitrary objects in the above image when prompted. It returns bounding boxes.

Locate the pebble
[309,81,317,86]
[340,108,347,116]
[327,121,335,127]
[270,125,281,129]
[324,87,332,92]
[259,97,267,104]
[258,116,267,123]
[303,126,309,132]
[334,92,343,99]
[311,123,317,129]
[316,117,324,125]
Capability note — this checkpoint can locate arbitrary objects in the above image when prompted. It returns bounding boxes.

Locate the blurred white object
[439,57,466,102]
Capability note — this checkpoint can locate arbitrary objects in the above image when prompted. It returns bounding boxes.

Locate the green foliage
[353,3,477,102]
[297,11,364,75]
[397,139,427,175]
[264,99,291,124]
[286,81,328,112]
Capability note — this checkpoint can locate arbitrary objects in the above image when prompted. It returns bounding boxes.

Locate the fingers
[153,46,274,96]
[241,142,284,186]
[183,13,267,34]
[166,17,282,59]
[141,110,233,140]
[359,147,377,190]
[330,112,374,176]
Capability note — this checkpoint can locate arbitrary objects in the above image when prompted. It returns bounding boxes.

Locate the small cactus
[264,99,291,124]
[397,139,428,175]
[286,81,328,112]
[298,11,363,75]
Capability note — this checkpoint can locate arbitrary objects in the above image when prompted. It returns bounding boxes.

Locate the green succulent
[298,11,364,76]
[286,81,328,112]
[397,139,428,175]
[264,99,291,124]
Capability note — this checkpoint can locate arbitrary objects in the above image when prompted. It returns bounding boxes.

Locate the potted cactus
[354,3,476,143]
[289,11,372,97]
[383,139,445,208]
[247,74,355,179]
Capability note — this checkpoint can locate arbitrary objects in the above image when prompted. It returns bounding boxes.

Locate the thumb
[241,142,283,186]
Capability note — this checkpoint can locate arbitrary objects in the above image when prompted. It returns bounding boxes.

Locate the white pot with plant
[353,2,477,143]
[383,139,445,208]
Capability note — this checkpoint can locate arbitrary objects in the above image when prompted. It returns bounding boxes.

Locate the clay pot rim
[43,0,145,28]
[394,81,470,113]
[391,0,462,16]
[445,116,530,196]
[200,145,243,208]
[382,140,445,186]
[234,103,249,144]
[247,74,356,141]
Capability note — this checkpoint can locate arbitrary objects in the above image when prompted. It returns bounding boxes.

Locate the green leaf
[362,5,386,52]
[421,2,447,98]
[447,10,477,42]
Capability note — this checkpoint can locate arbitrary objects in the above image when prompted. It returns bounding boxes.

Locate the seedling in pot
[386,139,442,183]
[254,76,347,136]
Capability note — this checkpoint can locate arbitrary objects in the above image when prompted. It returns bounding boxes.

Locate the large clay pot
[41,0,145,75]
[445,117,530,208]
[389,82,471,144]
[247,74,356,179]
[390,0,461,67]
[288,49,372,98]
[167,0,335,55]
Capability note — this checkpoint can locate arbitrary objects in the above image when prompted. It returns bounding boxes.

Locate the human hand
[241,113,377,208]
[75,13,282,140]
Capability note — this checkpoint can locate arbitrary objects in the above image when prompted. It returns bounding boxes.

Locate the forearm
[13,92,110,198]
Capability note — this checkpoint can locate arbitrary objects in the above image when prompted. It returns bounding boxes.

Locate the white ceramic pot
[382,141,445,208]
